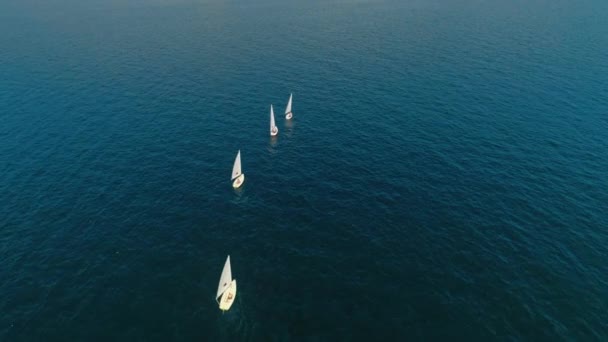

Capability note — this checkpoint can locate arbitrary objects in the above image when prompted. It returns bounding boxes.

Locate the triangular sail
[285,94,292,114]
[270,105,276,131]
[231,151,242,181]
[216,255,232,300]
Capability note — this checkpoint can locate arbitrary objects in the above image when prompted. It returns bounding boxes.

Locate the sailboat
[270,105,278,137]
[216,255,237,311]
[285,93,293,120]
[231,150,245,189]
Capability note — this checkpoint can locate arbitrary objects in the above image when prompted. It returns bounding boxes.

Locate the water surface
[1,0,607,340]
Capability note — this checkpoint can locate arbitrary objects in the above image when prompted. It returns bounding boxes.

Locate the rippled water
[1,0,607,340]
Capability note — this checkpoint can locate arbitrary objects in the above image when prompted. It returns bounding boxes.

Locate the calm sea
[1,0,607,340]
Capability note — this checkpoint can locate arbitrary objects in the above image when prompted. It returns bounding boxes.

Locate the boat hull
[270,127,278,136]
[285,112,293,120]
[219,279,237,311]
[232,174,245,188]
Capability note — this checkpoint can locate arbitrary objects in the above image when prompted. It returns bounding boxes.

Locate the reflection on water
[284,119,294,138]
[232,178,245,198]
[216,294,252,341]
[268,136,278,153]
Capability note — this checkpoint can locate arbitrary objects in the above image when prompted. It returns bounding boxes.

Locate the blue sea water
[1,0,608,340]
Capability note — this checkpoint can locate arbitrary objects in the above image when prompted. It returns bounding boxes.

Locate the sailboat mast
[286,94,292,114]
[270,105,275,129]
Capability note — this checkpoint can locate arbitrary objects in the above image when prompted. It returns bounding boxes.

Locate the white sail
[285,93,292,115]
[231,150,242,181]
[216,255,232,300]
[270,105,276,131]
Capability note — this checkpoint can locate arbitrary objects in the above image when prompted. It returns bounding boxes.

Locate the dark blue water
[1,0,608,340]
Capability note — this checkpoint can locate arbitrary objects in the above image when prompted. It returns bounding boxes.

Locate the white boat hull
[232,174,245,188]
[270,127,278,136]
[285,112,293,120]
[219,279,237,311]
